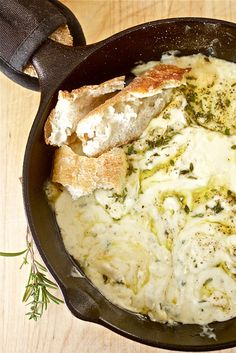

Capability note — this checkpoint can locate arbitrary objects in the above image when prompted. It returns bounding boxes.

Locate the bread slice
[52,145,128,199]
[76,64,190,157]
[44,76,125,146]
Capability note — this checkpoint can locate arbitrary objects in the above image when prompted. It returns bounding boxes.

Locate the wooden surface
[0,1,235,352]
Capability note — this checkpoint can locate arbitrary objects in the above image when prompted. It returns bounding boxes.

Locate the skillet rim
[22,16,236,351]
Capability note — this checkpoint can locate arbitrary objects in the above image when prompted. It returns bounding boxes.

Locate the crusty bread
[23,64,39,78]
[49,24,73,46]
[76,64,190,157]
[52,145,128,199]
[44,76,125,147]
[24,25,73,78]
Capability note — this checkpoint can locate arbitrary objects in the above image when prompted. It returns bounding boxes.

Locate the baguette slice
[76,64,190,157]
[52,145,128,199]
[45,76,125,146]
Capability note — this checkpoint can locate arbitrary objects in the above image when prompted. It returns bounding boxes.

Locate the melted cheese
[52,54,236,325]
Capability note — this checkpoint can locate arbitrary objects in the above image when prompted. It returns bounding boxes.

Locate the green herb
[186,90,198,103]
[146,136,169,149]
[127,145,136,155]
[195,110,213,123]
[23,262,63,321]
[207,80,215,88]
[145,130,176,151]
[203,278,213,286]
[224,128,230,136]
[231,145,236,150]
[231,82,236,87]
[225,98,231,107]
[203,112,214,122]
[188,83,197,90]
[184,102,195,115]
[192,213,204,218]
[0,249,27,257]
[180,169,190,175]
[227,190,233,196]
[163,113,171,120]
[112,187,128,202]
[103,274,109,284]
[184,205,190,214]
[170,159,175,166]
[0,227,63,321]
[127,164,137,176]
[187,76,196,81]
[212,200,224,214]
[187,176,198,180]
[180,163,194,175]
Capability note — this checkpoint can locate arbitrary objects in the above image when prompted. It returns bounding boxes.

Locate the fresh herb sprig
[0,227,63,321]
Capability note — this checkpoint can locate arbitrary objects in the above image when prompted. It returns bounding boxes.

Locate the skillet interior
[23,18,236,351]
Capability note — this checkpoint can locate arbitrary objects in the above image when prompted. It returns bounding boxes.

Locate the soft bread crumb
[44,76,125,146]
[76,64,190,157]
[52,145,128,199]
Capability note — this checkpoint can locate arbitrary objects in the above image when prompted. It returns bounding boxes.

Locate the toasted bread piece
[24,25,73,78]
[52,145,128,199]
[76,64,190,157]
[49,24,73,46]
[44,76,125,147]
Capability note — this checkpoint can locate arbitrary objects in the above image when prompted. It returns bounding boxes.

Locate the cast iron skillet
[8,14,236,351]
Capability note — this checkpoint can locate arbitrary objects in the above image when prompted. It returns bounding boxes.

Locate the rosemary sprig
[0,249,27,257]
[0,227,63,321]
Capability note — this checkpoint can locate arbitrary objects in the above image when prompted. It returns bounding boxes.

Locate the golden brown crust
[44,108,55,145]
[49,24,73,46]
[52,145,128,197]
[129,64,191,94]
[76,64,191,156]
[79,65,190,120]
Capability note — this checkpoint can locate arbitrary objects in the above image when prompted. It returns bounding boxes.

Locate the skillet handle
[31,39,95,99]
[0,0,86,91]
[61,278,101,322]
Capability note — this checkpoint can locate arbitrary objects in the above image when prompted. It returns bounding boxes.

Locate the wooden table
[0,1,235,352]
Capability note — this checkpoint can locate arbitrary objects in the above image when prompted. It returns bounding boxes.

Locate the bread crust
[128,64,190,94]
[49,24,73,46]
[76,64,190,157]
[44,76,125,146]
[52,145,128,198]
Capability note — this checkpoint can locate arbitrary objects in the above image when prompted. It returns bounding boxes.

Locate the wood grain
[0,1,235,352]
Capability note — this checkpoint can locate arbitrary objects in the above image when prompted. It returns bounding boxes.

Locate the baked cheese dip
[47,54,236,325]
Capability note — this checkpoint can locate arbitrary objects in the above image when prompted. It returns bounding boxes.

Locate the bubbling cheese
[53,54,236,325]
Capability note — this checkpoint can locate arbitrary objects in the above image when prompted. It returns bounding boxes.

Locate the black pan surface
[20,17,236,351]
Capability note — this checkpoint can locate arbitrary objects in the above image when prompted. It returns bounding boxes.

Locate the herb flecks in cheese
[53,54,236,325]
